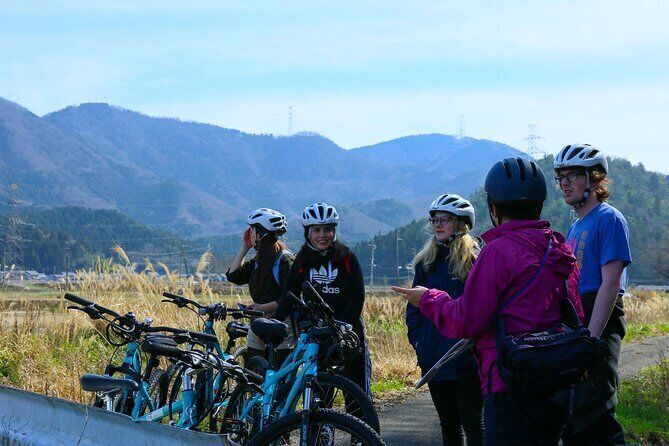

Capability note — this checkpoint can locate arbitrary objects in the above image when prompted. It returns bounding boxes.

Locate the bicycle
[222,282,379,443]
[65,293,260,431]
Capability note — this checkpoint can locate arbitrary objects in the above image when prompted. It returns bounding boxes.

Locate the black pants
[563,293,626,445]
[484,390,571,446]
[428,376,484,446]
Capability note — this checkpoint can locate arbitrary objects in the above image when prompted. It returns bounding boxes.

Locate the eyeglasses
[429,216,455,226]
[554,172,585,186]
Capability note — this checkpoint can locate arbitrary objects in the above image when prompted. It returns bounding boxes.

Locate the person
[226,208,294,361]
[274,202,372,396]
[392,157,584,446]
[406,193,484,446]
[554,144,631,445]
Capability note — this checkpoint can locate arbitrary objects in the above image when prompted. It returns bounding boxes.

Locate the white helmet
[429,194,475,229]
[301,202,339,227]
[247,208,287,234]
[554,143,608,174]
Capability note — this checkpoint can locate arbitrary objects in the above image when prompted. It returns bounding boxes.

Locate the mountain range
[0,97,525,241]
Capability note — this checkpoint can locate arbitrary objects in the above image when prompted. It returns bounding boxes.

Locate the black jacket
[274,248,366,339]
[406,245,477,381]
[226,252,293,305]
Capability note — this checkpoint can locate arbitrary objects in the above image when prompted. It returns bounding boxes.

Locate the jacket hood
[482,220,576,278]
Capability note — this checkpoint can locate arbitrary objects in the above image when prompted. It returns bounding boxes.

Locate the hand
[248,302,268,314]
[390,285,428,308]
[242,227,254,250]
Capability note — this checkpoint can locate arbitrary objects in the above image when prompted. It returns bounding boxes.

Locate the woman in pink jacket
[393,157,584,446]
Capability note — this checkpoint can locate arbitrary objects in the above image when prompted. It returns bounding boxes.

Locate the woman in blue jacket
[406,194,483,446]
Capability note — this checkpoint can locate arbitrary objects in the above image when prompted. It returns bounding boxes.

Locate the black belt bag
[496,299,602,395]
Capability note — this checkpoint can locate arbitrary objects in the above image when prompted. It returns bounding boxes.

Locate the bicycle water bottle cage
[250,318,288,345]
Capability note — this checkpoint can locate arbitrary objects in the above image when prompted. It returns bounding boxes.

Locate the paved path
[379,335,669,445]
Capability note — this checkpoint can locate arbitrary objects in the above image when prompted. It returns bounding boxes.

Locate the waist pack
[493,239,604,395]
[495,299,602,395]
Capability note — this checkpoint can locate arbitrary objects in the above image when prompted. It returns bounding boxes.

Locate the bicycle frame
[237,332,319,429]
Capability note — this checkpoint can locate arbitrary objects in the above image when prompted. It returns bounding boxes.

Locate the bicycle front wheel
[248,408,385,446]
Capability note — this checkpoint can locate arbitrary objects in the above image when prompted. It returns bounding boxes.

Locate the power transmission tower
[523,124,546,158]
[288,106,293,135]
[1,183,25,283]
[369,241,376,287]
[458,115,465,139]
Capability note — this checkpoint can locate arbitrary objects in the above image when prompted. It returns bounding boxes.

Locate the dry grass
[625,289,669,325]
[1,268,667,405]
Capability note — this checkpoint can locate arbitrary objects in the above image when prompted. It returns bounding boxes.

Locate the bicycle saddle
[251,318,288,345]
[80,374,139,393]
[226,321,249,340]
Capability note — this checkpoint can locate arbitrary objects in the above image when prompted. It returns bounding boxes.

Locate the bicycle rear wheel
[248,408,385,446]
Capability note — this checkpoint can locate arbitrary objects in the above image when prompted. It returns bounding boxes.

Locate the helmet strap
[573,173,591,209]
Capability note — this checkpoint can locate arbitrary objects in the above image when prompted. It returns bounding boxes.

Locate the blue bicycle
[221,282,379,443]
[65,293,261,431]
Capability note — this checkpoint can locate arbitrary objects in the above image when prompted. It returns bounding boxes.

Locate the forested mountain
[353,157,669,285]
[1,207,182,271]
[1,97,523,239]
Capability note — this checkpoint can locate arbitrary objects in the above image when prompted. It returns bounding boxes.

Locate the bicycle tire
[221,380,263,442]
[245,355,269,376]
[313,372,380,434]
[138,368,169,417]
[247,408,386,446]
[232,345,247,365]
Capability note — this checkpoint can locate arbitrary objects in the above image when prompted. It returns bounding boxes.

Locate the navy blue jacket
[406,245,477,381]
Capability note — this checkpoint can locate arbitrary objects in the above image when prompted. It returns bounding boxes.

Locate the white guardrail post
[0,385,233,446]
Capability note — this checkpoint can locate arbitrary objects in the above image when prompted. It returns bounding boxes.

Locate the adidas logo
[309,263,338,285]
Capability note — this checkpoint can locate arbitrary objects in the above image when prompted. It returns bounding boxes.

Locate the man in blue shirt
[554,144,631,446]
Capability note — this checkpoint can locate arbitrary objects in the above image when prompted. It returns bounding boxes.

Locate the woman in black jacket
[274,202,371,396]
[406,194,483,446]
[226,208,294,361]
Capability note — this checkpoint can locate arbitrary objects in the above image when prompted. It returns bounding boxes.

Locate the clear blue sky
[2,1,668,173]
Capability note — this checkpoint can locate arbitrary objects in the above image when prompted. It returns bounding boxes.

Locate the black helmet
[484,157,547,203]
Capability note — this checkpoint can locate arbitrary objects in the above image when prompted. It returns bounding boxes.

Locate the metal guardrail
[0,385,233,446]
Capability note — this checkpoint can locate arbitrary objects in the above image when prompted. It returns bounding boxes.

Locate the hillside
[1,207,185,272]
[353,157,669,285]
[1,97,524,239]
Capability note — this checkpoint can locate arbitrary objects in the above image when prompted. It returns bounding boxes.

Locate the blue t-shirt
[567,202,632,294]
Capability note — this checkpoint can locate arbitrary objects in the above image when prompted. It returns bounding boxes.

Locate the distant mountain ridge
[0,97,526,239]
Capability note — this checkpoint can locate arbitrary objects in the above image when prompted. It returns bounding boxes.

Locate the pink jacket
[419,220,584,395]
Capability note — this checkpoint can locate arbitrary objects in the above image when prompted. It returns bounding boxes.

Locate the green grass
[618,359,669,443]
[624,323,669,344]
[371,378,409,395]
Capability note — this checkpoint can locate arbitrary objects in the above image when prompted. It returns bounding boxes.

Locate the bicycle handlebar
[64,293,122,319]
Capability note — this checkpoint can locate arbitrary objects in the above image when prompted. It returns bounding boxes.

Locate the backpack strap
[272,251,291,286]
[493,237,552,377]
[499,237,552,312]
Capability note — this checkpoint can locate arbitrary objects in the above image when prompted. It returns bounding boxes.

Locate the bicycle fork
[300,377,318,446]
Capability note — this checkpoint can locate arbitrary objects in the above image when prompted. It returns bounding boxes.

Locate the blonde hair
[412,218,479,283]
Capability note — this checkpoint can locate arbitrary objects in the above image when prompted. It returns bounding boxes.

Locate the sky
[1,0,669,173]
